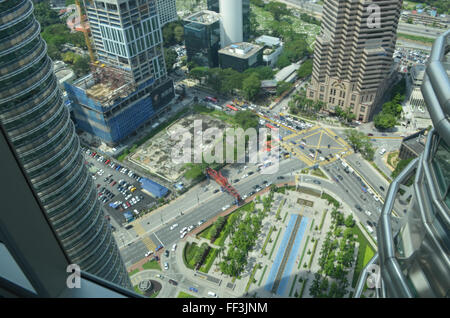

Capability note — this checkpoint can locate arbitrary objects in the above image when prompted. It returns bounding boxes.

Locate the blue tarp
[140,178,169,198]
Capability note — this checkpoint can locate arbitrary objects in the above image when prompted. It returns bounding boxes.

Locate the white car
[170,224,178,230]
[365,210,372,216]
[164,262,169,270]
[187,225,194,232]
[180,232,187,239]
[222,204,230,211]
[172,244,177,251]
[145,250,153,257]
[379,148,386,155]
[366,225,374,234]
[180,227,188,234]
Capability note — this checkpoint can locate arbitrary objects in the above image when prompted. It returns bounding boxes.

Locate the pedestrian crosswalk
[134,222,156,251]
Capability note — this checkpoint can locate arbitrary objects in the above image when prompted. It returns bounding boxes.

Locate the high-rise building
[156,0,177,27]
[219,0,243,48]
[65,0,175,145]
[183,10,221,67]
[307,0,402,122]
[207,0,250,43]
[355,30,450,298]
[0,0,131,289]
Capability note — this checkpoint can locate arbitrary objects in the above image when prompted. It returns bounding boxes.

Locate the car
[163,262,169,270]
[189,287,198,293]
[180,227,188,234]
[233,179,240,183]
[187,225,194,232]
[248,191,255,196]
[367,220,374,227]
[168,279,178,286]
[277,176,284,180]
[379,186,385,191]
[248,171,254,175]
[155,244,163,252]
[313,180,321,185]
[366,225,374,233]
[170,223,179,230]
[172,244,177,251]
[197,219,205,226]
[368,133,373,136]
[207,291,217,298]
[164,250,169,257]
[222,204,230,211]
[365,210,372,216]
[242,173,249,178]
[355,204,362,212]
[145,251,153,257]
[180,232,187,239]
[213,189,220,194]
[262,180,268,184]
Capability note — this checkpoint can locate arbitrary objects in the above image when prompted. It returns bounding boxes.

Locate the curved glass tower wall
[0,0,131,290]
[355,30,449,298]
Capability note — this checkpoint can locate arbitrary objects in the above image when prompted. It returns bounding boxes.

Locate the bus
[205,96,218,104]
[226,104,238,111]
[265,123,278,130]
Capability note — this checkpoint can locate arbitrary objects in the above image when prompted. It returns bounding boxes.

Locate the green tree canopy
[242,73,261,101]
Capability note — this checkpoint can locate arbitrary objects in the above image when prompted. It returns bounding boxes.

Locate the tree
[242,73,261,101]
[276,53,291,69]
[344,215,355,228]
[173,25,184,43]
[297,59,313,79]
[374,111,397,130]
[34,1,61,28]
[164,48,178,73]
[72,54,90,77]
[265,2,289,21]
[276,81,292,97]
[234,111,259,131]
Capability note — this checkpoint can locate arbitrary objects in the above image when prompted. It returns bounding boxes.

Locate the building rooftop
[275,62,301,82]
[184,10,220,25]
[255,35,282,47]
[72,64,136,106]
[218,42,262,59]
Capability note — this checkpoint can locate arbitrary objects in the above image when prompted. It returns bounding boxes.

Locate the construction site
[128,113,231,183]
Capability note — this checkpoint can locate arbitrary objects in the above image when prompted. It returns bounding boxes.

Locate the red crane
[206,167,242,203]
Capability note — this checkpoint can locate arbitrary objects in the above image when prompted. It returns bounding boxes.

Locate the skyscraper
[183,10,221,67]
[307,0,402,122]
[0,0,131,289]
[207,0,250,44]
[355,30,450,298]
[156,0,177,27]
[65,0,175,145]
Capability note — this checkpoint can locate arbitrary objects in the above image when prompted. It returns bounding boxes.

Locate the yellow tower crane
[75,0,95,63]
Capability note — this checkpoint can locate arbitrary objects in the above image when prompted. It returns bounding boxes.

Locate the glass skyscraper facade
[183,10,220,68]
[356,30,450,298]
[0,0,132,290]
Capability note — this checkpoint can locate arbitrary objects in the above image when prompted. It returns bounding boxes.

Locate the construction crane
[206,167,242,205]
[75,0,95,63]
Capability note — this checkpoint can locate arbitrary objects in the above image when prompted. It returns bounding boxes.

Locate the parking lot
[82,147,157,226]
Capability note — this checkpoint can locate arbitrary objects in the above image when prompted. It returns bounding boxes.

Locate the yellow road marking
[133,222,156,251]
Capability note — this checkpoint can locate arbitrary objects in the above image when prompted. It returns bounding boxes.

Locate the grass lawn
[350,225,377,288]
[128,268,140,276]
[297,235,310,269]
[269,229,282,260]
[261,226,274,255]
[397,33,435,44]
[289,274,298,297]
[258,265,268,286]
[142,260,161,271]
[177,291,197,298]
[199,248,218,274]
[311,168,328,179]
[183,242,200,270]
